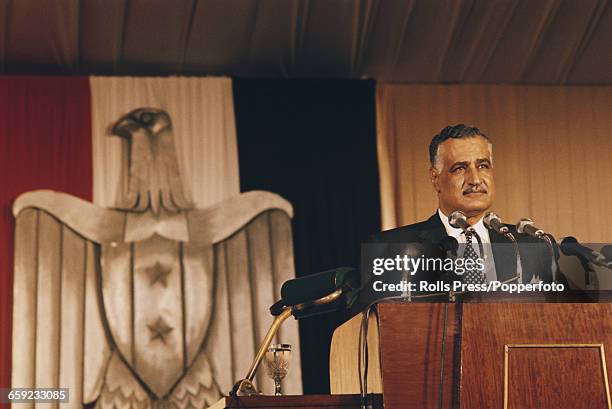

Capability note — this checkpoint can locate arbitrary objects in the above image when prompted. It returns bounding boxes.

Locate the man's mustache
[463,185,487,195]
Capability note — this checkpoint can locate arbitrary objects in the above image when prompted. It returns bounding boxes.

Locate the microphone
[484,212,522,283]
[483,212,510,235]
[272,267,359,315]
[449,211,484,258]
[449,211,475,234]
[560,237,612,269]
[516,218,546,239]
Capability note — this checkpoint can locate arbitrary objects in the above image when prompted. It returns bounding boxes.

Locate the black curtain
[233,79,381,394]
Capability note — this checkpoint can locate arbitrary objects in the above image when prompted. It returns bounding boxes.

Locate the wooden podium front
[330,294,612,408]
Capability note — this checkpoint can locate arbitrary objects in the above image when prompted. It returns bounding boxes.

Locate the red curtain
[0,77,92,396]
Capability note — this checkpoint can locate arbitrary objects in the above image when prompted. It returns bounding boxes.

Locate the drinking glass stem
[274,377,282,396]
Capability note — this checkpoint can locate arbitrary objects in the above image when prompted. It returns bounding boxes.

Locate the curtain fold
[234,79,380,394]
[0,76,92,394]
[89,76,240,208]
[376,84,612,242]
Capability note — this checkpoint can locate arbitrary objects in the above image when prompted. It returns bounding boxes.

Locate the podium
[330,292,612,408]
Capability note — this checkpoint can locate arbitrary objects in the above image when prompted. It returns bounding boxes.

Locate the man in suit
[372,124,559,285]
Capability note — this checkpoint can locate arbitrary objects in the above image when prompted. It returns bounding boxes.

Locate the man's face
[430,136,495,221]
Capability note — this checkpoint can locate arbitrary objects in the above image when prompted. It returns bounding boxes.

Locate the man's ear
[429,167,440,192]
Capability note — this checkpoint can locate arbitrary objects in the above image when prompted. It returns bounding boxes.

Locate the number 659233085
[1,388,69,403]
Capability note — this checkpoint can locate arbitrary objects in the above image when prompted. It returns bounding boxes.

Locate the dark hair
[429,124,490,168]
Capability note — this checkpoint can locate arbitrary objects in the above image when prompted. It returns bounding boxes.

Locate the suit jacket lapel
[417,214,447,244]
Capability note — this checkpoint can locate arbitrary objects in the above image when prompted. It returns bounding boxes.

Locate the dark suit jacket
[371,213,562,285]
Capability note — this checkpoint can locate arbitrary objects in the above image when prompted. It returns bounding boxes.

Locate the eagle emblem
[11,108,300,409]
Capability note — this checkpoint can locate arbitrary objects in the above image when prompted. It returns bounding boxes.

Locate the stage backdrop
[234,79,381,394]
[0,77,93,399]
[377,84,612,287]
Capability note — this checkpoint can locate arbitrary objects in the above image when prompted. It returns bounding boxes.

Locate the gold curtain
[377,84,612,243]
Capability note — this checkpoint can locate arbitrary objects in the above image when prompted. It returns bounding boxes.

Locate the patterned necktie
[463,232,485,284]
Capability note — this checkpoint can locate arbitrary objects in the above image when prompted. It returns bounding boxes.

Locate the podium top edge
[373,290,612,304]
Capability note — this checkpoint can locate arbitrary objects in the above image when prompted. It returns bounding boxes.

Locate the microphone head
[561,236,578,245]
[559,236,579,257]
[448,211,467,229]
[483,212,501,230]
[516,218,534,234]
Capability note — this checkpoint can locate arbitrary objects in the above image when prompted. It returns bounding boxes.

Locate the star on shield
[147,317,173,344]
[146,261,172,287]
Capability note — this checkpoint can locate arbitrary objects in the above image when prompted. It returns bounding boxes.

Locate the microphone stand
[400,268,411,302]
[567,249,597,290]
[231,288,345,396]
[541,235,557,283]
[581,257,596,290]
[472,230,485,258]
[504,232,522,284]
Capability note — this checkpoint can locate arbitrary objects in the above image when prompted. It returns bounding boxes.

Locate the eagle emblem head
[112,108,171,138]
[109,108,194,214]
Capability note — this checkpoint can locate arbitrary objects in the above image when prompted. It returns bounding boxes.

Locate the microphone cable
[542,234,557,283]
[472,231,485,261]
[437,302,450,409]
[358,304,378,409]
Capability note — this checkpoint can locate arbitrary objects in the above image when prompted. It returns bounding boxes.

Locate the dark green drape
[234,79,380,394]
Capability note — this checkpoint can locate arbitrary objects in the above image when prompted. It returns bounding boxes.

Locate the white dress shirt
[438,209,498,283]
